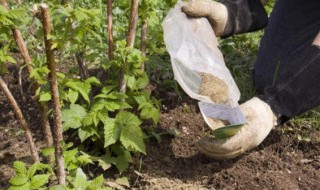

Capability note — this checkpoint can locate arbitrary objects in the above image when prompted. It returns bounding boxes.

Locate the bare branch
[39,3,66,185]
[140,20,147,71]
[107,0,114,60]
[1,0,54,158]
[120,0,139,93]
[0,76,39,163]
[126,0,139,48]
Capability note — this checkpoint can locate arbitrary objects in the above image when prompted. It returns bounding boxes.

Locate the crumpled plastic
[162,1,246,127]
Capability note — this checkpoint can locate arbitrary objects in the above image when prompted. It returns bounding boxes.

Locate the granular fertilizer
[199,73,229,103]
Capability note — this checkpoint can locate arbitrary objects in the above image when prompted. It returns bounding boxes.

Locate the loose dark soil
[1,65,320,190]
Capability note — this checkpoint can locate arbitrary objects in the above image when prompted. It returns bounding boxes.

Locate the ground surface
[1,65,320,190]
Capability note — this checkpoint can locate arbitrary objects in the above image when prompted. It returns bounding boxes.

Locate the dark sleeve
[220,0,268,38]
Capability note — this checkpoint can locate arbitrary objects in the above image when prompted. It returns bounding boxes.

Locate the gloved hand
[182,0,268,38]
[197,97,277,159]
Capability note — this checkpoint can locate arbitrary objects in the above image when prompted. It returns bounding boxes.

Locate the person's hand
[181,0,228,37]
[197,97,277,159]
[182,0,268,38]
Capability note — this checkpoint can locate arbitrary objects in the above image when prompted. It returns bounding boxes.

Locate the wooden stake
[39,3,66,185]
[0,76,39,163]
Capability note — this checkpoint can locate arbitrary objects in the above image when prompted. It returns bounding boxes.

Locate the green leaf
[77,154,93,165]
[83,111,96,127]
[5,55,16,63]
[9,175,28,186]
[62,104,87,131]
[30,174,50,189]
[41,147,55,157]
[0,5,9,15]
[27,163,39,178]
[125,75,136,90]
[97,154,112,171]
[134,95,147,105]
[141,106,160,124]
[103,118,118,147]
[7,183,30,190]
[64,148,78,166]
[13,161,27,175]
[65,81,90,103]
[8,8,26,20]
[91,99,106,110]
[119,102,132,109]
[70,104,87,118]
[106,92,128,100]
[136,73,149,89]
[88,175,104,190]
[85,77,101,86]
[78,126,96,142]
[115,177,130,188]
[101,85,117,94]
[114,154,129,174]
[120,124,146,154]
[116,111,142,127]
[104,101,121,111]
[39,92,51,102]
[73,168,88,189]
[67,90,79,104]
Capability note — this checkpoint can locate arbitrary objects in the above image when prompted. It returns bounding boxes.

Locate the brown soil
[130,103,320,190]
[1,65,320,190]
[199,73,229,104]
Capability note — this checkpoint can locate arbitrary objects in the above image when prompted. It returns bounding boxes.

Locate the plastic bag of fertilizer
[162,1,246,129]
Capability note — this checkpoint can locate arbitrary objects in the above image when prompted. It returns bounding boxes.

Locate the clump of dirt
[199,73,228,103]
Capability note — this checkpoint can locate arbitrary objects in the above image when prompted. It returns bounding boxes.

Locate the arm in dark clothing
[220,0,268,38]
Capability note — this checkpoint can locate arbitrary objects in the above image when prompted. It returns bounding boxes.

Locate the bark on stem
[39,3,66,185]
[1,0,54,155]
[107,0,114,61]
[0,76,39,163]
[119,0,139,93]
[0,0,32,74]
[140,20,147,71]
[126,0,139,48]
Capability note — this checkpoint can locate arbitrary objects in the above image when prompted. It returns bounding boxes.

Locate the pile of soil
[130,103,320,189]
[199,73,228,104]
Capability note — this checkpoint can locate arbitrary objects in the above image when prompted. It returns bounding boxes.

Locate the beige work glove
[182,0,228,37]
[182,0,268,38]
[197,97,277,159]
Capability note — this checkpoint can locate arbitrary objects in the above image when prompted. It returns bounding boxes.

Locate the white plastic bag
[162,1,246,127]
[162,1,240,107]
